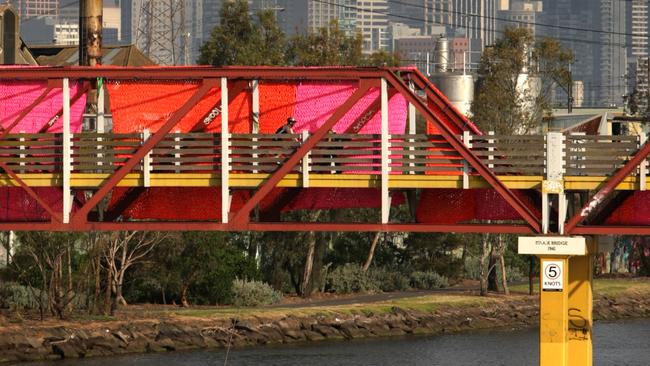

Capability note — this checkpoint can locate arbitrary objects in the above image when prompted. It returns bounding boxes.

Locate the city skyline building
[540,0,600,107]
[13,0,59,19]
[599,0,628,107]
[628,0,649,110]
[356,0,389,52]
[497,1,542,37]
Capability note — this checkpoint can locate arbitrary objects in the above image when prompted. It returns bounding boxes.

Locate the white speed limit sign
[542,260,563,292]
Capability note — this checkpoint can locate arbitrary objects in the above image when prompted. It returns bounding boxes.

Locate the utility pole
[79,0,103,66]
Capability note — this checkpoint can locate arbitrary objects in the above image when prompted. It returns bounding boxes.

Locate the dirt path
[270,286,480,309]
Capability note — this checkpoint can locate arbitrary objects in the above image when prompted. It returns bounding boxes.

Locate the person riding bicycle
[272,117,298,164]
[275,117,296,135]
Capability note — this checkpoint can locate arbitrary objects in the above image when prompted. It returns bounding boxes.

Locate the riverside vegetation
[0,279,649,363]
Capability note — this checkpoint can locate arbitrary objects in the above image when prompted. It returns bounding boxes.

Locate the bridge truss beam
[0,65,582,234]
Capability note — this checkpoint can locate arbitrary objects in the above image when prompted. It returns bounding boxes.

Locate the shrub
[326,264,378,294]
[409,271,449,289]
[369,268,410,292]
[231,279,282,307]
[0,282,42,310]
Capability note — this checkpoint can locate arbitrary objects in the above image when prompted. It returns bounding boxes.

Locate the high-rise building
[103,4,121,44]
[498,1,542,37]
[357,0,389,52]
[450,0,499,49]
[277,0,308,36]
[540,0,600,107]
[629,0,648,58]
[599,0,627,107]
[308,0,340,31]
[389,1,498,48]
[53,22,78,45]
[13,0,58,19]
[627,0,649,110]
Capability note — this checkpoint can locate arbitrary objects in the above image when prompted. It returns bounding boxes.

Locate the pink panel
[0,80,87,133]
[293,82,407,134]
[0,80,86,221]
[290,82,409,209]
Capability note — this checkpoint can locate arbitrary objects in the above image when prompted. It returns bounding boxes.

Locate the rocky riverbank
[1,288,650,363]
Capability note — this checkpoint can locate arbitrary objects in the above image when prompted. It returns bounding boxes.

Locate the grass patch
[510,278,650,297]
[73,314,117,322]
[169,293,496,321]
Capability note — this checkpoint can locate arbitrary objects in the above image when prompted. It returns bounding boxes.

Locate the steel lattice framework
[0,66,648,235]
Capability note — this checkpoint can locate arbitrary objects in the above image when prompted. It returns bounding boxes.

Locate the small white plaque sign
[518,236,586,256]
[542,260,564,292]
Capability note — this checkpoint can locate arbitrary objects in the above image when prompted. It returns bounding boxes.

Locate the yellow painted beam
[0,173,544,189]
[564,176,640,190]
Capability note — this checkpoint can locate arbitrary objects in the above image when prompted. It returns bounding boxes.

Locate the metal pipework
[79,0,103,66]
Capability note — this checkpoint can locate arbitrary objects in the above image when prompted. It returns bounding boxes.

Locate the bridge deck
[0,173,643,190]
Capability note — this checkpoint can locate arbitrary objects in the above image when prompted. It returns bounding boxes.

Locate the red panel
[417,189,541,224]
[604,191,650,225]
[259,82,296,133]
[0,187,82,221]
[107,187,291,221]
[282,188,405,211]
[108,80,251,133]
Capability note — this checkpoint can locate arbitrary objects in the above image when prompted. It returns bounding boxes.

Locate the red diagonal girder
[396,68,481,135]
[230,80,376,226]
[0,162,62,222]
[382,69,541,233]
[190,80,247,132]
[343,88,396,134]
[71,78,219,224]
[565,139,650,234]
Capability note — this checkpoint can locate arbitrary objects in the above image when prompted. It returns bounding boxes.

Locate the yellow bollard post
[518,236,590,366]
[567,239,595,366]
[539,256,569,366]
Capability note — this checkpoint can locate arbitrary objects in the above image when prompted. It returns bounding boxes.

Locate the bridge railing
[0,133,63,173]
[469,134,546,176]
[564,134,640,176]
[0,132,647,179]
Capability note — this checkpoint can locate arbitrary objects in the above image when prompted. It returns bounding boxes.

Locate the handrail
[0,132,645,178]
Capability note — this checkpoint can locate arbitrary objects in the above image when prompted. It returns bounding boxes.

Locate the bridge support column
[519,236,593,366]
[539,255,570,366]
[567,238,595,366]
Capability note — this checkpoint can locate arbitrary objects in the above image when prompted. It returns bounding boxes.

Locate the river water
[22,319,650,366]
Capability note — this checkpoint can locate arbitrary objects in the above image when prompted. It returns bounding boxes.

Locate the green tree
[8,232,83,319]
[198,1,286,66]
[124,232,258,306]
[472,27,573,134]
[287,21,400,67]
[287,21,364,66]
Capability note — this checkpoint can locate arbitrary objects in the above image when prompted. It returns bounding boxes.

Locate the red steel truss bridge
[0,65,648,235]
